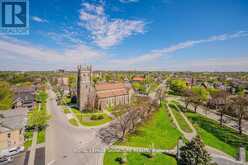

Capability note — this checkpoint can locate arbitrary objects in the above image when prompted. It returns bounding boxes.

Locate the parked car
[0,156,13,165]
[1,146,24,157]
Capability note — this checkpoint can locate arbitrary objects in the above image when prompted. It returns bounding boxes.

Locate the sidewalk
[27,129,38,165]
[167,102,197,141]
[27,103,43,165]
[168,96,248,135]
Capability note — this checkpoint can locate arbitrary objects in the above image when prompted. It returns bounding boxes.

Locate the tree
[169,79,187,95]
[182,89,194,110]
[209,90,229,127]
[191,87,209,112]
[28,109,51,129]
[231,95,248,134]
[68,75,76,97]
[180,136,211,165]
[0,81,13,110]
[117,111,132,140]
[55,86,64,105]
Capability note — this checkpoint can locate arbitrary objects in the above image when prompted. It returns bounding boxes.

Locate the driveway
[45,87,107,165]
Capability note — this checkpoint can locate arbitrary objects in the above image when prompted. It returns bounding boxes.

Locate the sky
[0,0,248,71]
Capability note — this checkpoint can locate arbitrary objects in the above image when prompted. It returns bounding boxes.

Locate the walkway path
[167,96,248,135]
[27,129,38,165]
[109,145,176,156]
[27,103,40,165]
[166,103,196,141]
[166,100,244,164]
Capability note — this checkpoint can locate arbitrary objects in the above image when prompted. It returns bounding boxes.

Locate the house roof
[13,87,35,102]
[132,76,145,81]
[0,108,28,133]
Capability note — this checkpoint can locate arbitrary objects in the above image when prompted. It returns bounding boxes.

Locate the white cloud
[32,16,48,23]
[119,0,139,3]
[110,31,248,68]
[1,31,248,71]
[46,29,83,46]
[78,2,145,48]
[0,36,104,70]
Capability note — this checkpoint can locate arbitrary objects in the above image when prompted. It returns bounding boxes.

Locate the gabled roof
[95,82,130,99]
[0,108,28,133]
[96,89,128,99]
[132,76,145,81]
[95,83,126,91]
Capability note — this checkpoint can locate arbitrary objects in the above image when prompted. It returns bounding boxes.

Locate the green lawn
[24,140,32,149]
[63,108,70,114]
[168,103,192,133]
[24,130,33,139]
[68,118,79,126]
[186,112,248,159]
[37,129,45,144]
[117,104,182,149]
[71,108,112,126]
[104,150,177,165]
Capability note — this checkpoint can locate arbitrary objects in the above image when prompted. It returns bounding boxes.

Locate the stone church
[77,65,133,111]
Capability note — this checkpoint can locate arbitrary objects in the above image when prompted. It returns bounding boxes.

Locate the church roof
[96,89,128,99]
[95,82,129,99]
[95,83,126,91]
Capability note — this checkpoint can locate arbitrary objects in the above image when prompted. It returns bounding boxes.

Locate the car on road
[0,156,13,165]
[1,147,25,157]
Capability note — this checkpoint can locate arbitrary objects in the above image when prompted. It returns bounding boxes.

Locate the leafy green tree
[231,95,248,134]
[28,109,51,129]
[209,90,229,127]
[191,87,209,112]
[0,81,13,110]
[132,82,146,94]
[180,136,211,165]
[68,75,76,96]
[169,79,187,95]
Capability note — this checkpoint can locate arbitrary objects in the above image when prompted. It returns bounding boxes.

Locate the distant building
[132,76,145,82]
[77,65,133,111]
[0,108,28,155]
[12,87,35,110]
[57,77,69,86]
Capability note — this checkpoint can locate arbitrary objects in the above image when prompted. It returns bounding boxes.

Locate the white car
[1,146,24,157]
[0,156,13,165]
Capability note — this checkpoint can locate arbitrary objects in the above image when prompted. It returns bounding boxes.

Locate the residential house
[0,108,28,156]
[12,87,35,110]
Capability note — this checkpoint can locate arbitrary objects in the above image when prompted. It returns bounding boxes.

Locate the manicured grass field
[24,140,32,149]
[63,108,70,114]
[37,129,45,144]
[186,112,248,159]
[24,130,33,139]
[117,104,182,149]
[104,150,177,165]
[68,118,79,126]
[168,103,192,133]
[24,130,33,149]
[71,108,112,126]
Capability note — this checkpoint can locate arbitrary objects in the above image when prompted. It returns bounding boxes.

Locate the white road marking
[47,160,56,165]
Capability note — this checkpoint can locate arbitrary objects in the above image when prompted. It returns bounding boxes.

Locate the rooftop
[0,108,28,133]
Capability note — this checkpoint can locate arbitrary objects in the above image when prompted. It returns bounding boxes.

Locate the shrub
[90,115,104,120]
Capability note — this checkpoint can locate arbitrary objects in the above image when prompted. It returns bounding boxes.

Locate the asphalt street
[45,88,106,165]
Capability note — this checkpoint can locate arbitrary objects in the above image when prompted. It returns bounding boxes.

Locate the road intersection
[45,87,107,165]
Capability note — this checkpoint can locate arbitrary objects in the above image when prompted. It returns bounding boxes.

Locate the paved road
[167,96,248,135]
[45,87,106,165]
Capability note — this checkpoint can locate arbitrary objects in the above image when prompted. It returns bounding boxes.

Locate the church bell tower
[77,65,92,111]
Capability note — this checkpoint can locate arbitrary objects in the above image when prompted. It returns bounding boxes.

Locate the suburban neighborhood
[1,0,248,165]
